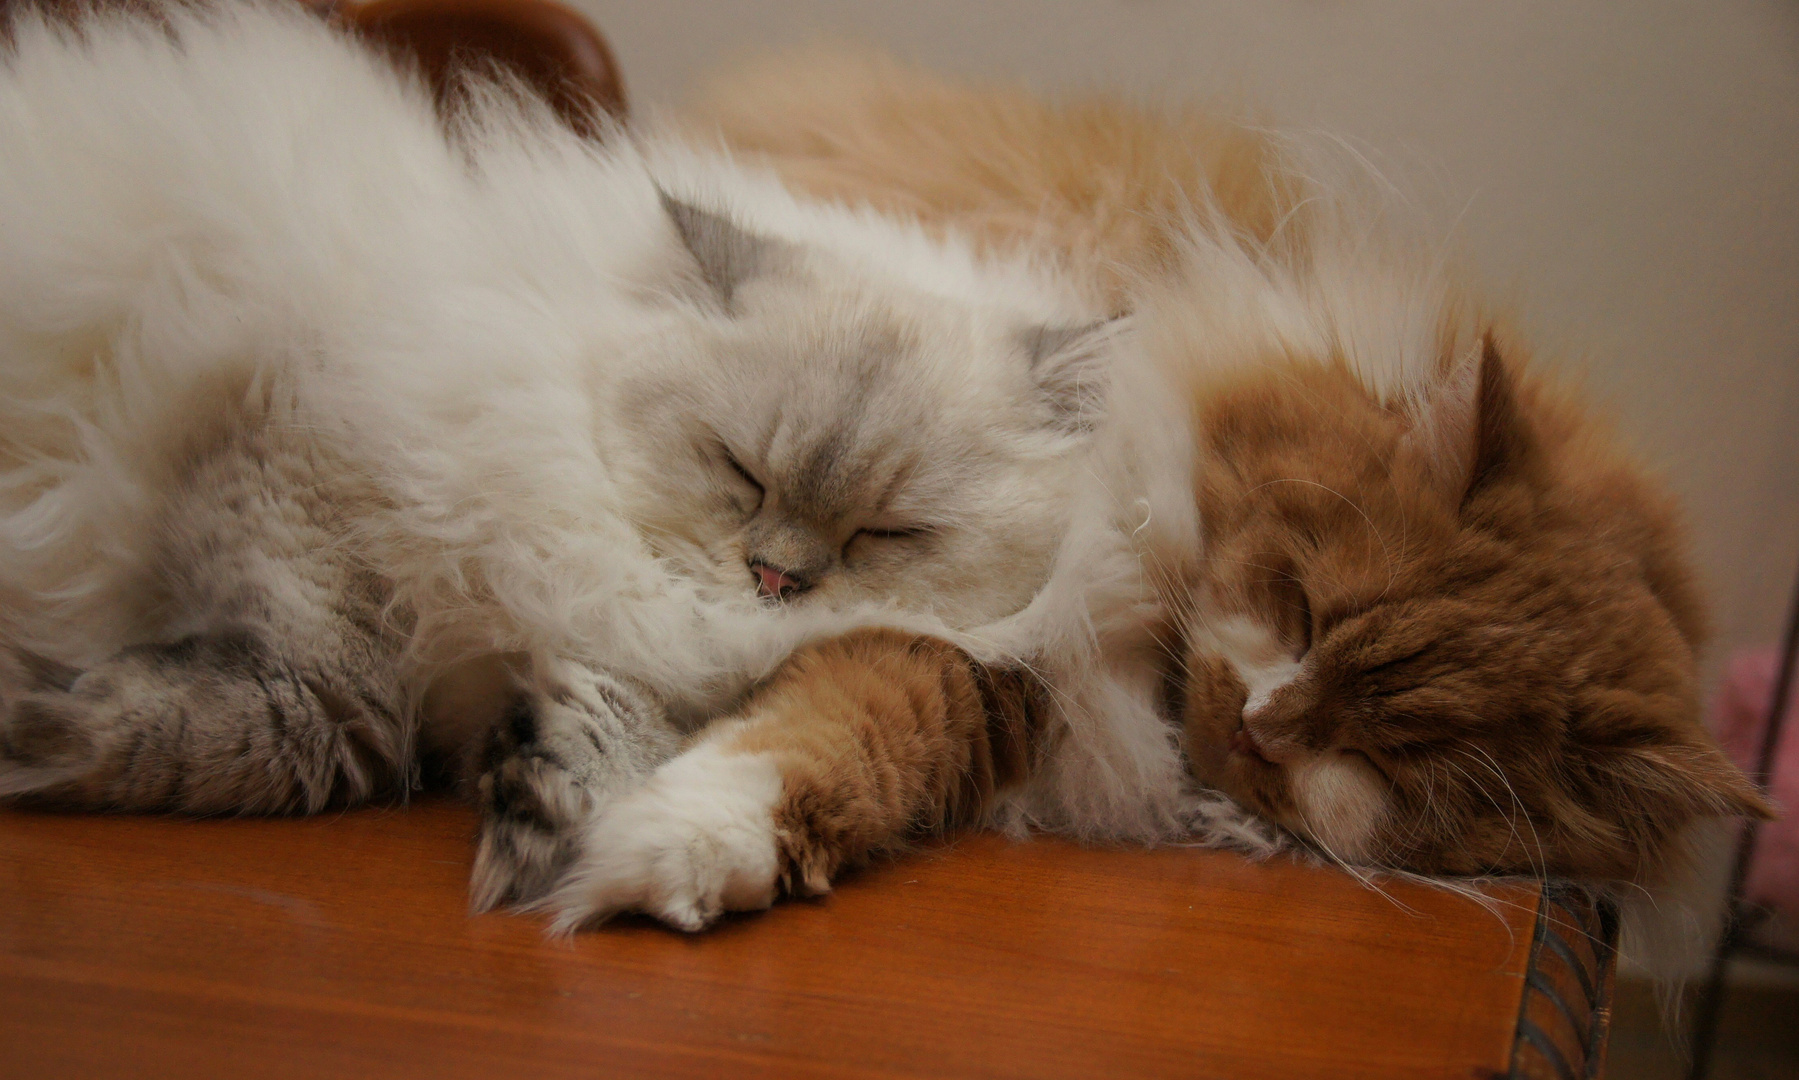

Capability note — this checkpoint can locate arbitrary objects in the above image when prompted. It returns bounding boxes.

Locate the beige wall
[578,0,1799,679]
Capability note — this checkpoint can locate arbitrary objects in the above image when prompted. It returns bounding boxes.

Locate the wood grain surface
[0,800,1548,1079]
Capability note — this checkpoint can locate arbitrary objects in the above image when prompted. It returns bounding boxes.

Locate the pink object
[751,562,802,601]
[1708,647,1798,918]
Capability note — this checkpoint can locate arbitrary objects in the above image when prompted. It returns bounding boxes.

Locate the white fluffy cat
[0,3,1112,915]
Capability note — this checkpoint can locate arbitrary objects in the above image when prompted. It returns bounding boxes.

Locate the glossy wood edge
[1505,883,1620,1080]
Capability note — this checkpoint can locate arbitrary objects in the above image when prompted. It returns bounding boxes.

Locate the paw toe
[2,694,95,768]
[471,822,571,912]
[655,898,714,933]
[470,756,597,910]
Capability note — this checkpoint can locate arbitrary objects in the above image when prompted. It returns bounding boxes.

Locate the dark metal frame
[1507,883,1620,1080]
[1686,560,1799,1079]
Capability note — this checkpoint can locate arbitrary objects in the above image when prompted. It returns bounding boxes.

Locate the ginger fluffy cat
[554,48,1775,929]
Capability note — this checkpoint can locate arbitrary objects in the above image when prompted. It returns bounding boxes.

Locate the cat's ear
[1555,730,1772,879]
[659,189,793,311]
[1602,733,1775,829]
[1400,333,1532,508]
[1020,317,1123,433]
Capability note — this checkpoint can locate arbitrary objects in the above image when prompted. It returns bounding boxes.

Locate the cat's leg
[468,659,680,911]
[0,427,412,814]
[540,628,1050,932]
[0,626,408,813]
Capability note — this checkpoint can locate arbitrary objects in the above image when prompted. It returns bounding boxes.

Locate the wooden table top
[0,799,1612,1079]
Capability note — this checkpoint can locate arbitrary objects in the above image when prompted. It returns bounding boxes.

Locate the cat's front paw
[470,666,681,912]
[541,741,784,933]
[470,745,594,913]
[0,646,97,800]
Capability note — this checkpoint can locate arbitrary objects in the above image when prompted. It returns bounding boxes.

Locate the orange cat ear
[1561,732,1773,880]
[1607,734,1776,825]
[1399,333,1531,508]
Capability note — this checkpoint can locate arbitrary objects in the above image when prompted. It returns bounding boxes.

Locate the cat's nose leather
[1230,727,1274,765]
[1233,722,1304,766]
[751,562,808,601]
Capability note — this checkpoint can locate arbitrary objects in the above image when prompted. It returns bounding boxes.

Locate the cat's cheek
[1216,754,1294,826]
[1287,754,1388,862]
[540,742,782,934]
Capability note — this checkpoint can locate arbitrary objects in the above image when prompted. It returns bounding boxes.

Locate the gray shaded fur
[0,421,412,814]
[660,190,795,311]
[470,664,680,910]
[0,413,683,907]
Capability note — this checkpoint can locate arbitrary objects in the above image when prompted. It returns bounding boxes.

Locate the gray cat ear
[1400,333,1532,508]
[659,189,790,311]
[1021,318,1122,433]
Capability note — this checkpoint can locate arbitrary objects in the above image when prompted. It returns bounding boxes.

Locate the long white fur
[542,738,784,933]
[0,3,1104,736]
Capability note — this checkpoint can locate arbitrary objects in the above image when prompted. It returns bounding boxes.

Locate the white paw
[541,741,782,933]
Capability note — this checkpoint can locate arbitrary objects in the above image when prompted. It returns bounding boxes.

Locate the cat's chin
[1194,736,1391,868]
[1283,754,1388,864]
[666,561,765,613]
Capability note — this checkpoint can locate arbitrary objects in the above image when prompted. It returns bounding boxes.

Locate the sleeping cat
[0,6,1115,920]
[537,49,1773,930]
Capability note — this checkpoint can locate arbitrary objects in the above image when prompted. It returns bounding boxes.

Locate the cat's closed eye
[1344,747,1392,784]
[1259,564,1313,655]
[855,525,933,541]
[844,525,935,559]
[1357,642,1434,683]
[718,447,765,512]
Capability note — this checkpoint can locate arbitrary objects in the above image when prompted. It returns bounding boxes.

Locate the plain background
[575,0,1799,696]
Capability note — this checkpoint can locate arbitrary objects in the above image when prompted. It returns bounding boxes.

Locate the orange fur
[688,51,1770,888]
[1169,337,1767,880]
[688,48,1287,311]
[710,628,1047,894]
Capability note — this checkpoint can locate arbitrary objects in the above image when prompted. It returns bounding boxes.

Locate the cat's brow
[1245,476,1397,602]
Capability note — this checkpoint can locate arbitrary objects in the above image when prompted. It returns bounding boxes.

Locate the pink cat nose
[751,562,804,601]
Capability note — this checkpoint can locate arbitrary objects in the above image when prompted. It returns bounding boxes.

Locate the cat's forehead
[1194,364,1459,551]
[1200,363,1400,463]
[725,283,942,388]
[767,421,929,522]
[759,375,972,521]
[729,295,990,452]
